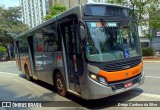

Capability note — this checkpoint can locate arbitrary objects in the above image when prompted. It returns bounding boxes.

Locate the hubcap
[57,78,63,90]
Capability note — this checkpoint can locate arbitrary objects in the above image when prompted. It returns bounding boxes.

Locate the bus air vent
[104,58,141,72]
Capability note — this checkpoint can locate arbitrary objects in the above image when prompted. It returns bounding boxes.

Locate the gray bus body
[15,3,144,99]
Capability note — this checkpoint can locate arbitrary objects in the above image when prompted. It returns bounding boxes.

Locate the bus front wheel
[55,72,67,97]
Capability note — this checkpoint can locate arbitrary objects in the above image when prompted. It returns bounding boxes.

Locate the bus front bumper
[86,72,145,100]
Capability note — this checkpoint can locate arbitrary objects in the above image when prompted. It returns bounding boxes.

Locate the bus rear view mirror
[79,21,86,40]
[80,26,86,40]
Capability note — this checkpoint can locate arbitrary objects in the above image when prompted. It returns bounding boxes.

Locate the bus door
[60,19,83,93]
[33,31,45,80]
[15,41,21,70]
[28,36,35,77]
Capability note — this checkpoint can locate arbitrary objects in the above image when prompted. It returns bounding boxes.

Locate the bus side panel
[14,41,22,71]
[20,53,25,72]
[44,51,64,85]
[17,36,33,75]
[20,53,31,74]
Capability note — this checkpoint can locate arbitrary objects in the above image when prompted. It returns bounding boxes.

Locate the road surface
[0,61,159,110]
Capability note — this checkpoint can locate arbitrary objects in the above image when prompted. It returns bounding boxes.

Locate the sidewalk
[0,60,15,63]
[143,56,160,60]
[143,56,160,62]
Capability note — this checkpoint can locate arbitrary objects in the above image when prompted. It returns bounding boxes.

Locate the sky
[0,0,19,9]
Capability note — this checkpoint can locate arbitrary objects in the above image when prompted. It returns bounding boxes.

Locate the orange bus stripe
[98,62,142,82]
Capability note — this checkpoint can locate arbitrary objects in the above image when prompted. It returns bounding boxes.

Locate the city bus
[14,3,144,99]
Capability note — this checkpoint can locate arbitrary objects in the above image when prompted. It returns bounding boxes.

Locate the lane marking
[0,72,19,75]
[145,76,160,79]
[132,91,160,99]
[140,93,160,99]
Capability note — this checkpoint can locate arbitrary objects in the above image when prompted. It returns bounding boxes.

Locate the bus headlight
[89,73,108,85]
[90,73,98,81]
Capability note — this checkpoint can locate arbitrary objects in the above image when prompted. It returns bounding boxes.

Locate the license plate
[124,82,133,88]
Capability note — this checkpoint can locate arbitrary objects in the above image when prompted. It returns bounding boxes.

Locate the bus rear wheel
[25,66,31,81]
[55,72,67,97]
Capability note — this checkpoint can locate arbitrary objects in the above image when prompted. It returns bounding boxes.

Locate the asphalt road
[0,61,160,110]
[0,61,21,74]
[137,62,160,95]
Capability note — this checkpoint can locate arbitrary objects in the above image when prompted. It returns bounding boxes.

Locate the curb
[143,56,160,61]
[0,61,16,63]
[143,56,159,59]
[143,61,160,63]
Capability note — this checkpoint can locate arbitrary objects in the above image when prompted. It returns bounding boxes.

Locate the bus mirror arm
[80,40,86,50]
[79,20,87,41]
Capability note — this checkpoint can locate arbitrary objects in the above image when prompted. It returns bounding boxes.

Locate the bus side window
[35,30,44,52]
[19,37,29,53]
[43,23,59,52]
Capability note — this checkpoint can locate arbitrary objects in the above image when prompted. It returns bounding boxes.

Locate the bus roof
[84,3,130,9]
[15,5,82,39]
[15,3,131,39]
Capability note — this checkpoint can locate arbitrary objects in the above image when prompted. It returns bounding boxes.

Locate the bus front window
[85,21,141,62]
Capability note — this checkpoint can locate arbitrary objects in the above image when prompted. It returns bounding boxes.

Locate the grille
[110,75,141,91]
[104,58,141,72]
[132,77,141,84]
[112,83,123,91]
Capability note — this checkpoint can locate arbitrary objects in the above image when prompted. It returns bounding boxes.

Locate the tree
[44,2,67,20]
[0,6,29,59]
[107,0,160,37]
[0,46,6,52]
[108,0,160,49]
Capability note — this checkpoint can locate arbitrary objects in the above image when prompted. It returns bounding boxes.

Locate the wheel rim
[55,73,67,96]
[56,76,64,91]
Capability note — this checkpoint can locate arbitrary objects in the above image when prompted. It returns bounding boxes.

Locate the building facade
[20,0,49,28]
[20,0,106,28]
[48,0,107,9]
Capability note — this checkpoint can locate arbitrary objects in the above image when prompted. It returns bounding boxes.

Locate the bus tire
[55,72,67,97]
[25,65,31,81]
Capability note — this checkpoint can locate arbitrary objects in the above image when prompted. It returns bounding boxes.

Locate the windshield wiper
[100,18,109,27]
[100,18,116,38]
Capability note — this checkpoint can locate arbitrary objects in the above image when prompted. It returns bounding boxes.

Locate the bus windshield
[85,21,141,62]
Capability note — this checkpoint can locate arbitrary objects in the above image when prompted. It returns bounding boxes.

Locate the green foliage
[0,6,29,59]
[44,2,67,20]
[0,6,28,48]
[142,47,154,56]
[149,11,160,30]
[108,0,160,37]
[0,46,6,52]
[107,0,127,5]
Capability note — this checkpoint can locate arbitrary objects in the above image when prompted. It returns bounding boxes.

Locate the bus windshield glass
[85,21,141,62]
